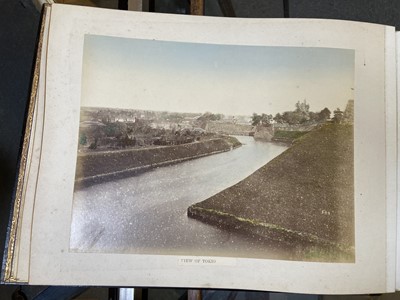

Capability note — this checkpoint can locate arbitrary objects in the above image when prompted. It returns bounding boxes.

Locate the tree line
[251,100,344,127]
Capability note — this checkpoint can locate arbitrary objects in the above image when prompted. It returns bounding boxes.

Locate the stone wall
[206,122,253,136]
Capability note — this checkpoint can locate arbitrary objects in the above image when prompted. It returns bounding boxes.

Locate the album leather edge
[1,4,51,284]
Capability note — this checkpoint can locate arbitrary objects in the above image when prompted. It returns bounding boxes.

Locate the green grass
[273,130,309,140]
[302,245,355,263]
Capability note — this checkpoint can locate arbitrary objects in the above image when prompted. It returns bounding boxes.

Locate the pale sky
[81,34,354,116]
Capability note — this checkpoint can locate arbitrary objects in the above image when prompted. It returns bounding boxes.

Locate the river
[70,136,295,259]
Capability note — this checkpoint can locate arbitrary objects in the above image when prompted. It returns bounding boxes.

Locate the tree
[308,111,319,123]
[274,113,284,124]
[198,112,224,122]
[332,108,344,123]
[295,100,310,114]
[79,133,87,145]
[214,113,224,121]
[104,122,128,138]
[86,124,105,150]
[282,111,303,125]
[294,100,310,123]
[252,113,262,126]
[318,107,331,122]
[252,113,273,126]
[167,112,184,123]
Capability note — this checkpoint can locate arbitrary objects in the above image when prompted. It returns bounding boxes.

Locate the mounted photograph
[69,34,355,263]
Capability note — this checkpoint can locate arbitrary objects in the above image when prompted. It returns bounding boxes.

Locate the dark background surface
[1,0,400,299]
[0,0,40,298]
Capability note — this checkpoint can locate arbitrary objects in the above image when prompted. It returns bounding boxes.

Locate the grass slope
[272,130,310,143]
[188,123,354,261]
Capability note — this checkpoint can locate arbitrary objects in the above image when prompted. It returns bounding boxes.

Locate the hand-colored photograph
[70,34,355,262]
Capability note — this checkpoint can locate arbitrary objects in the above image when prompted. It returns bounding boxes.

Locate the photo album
[1,3,398,295]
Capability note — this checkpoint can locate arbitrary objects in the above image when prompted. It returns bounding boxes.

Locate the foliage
[252,113,273,126]
[167,112,185,123]
[281,111,304,125]
[88,140,97,149]
[198,112,224,122]
[318,107,331,121]
[103,122,128,138]
[118,135,137,148]
[295,100,310,114]
[129,119,152,135]
[270,101,332,126]
[273,130,309,140]
[79,133,87,145]
[332,108,344,123]
[273,113,284,124]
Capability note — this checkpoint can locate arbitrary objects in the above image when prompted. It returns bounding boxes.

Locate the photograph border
[70,34,356,263]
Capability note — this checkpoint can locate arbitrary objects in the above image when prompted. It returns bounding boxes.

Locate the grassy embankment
[272,130,310,143]
[75,136,241,187]
[188,123,354,262]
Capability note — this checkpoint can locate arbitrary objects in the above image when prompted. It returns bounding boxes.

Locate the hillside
[188,123,354,262]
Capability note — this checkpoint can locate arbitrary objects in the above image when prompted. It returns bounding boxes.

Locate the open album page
[28,4,396,293]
